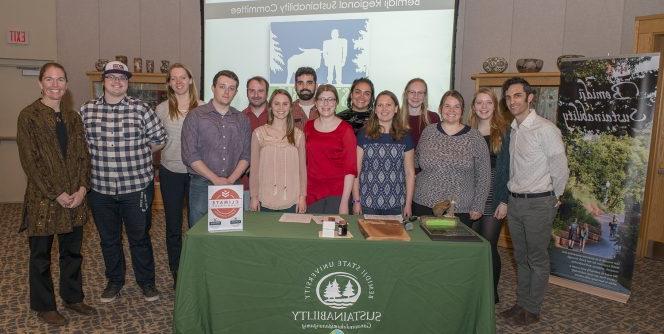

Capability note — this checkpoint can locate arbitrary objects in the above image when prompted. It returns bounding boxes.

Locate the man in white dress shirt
[499,77,569,326]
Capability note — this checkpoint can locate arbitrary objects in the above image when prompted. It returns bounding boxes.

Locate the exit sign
[7,30,29,45]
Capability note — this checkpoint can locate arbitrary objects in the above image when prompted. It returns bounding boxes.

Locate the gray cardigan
[414,124,491,213]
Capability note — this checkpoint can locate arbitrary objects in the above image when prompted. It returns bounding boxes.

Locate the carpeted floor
[0,202,662,333]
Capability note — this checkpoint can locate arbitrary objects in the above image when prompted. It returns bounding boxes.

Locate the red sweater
[304,120,357,205]
[409,111,440,147]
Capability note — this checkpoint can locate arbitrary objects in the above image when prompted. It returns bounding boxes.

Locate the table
[173,212,495,333]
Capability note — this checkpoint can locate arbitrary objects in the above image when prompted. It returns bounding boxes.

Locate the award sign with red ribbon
[208,185,244,233]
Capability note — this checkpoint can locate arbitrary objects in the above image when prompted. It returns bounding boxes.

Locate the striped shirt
[80,95,167,195]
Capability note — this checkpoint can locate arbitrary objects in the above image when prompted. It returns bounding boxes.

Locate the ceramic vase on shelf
[146,60,155,73]
[95,59,109,72]
[160,60,170,73]
[516,58,543,73]
[482,57,508,73]
[557,55,584,70]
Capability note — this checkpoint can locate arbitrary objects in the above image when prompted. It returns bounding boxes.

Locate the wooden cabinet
[471,72,561,248]
[634,14,664,259]
[471,72,561,123]
[86,71,167,209]
[85,71,167,110]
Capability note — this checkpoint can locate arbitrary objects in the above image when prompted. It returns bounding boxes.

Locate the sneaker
[100,283,122,303]
[141,285,160,302]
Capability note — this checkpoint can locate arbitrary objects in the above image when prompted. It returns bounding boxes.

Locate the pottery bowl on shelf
[516,58,543,73]
[482,57,508,73]
[557,54,584,69]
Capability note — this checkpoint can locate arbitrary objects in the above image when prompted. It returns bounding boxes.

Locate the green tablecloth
[173,213,495,334]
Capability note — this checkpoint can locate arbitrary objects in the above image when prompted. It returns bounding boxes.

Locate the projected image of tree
[352,21,369,76]
[270,30,285,74]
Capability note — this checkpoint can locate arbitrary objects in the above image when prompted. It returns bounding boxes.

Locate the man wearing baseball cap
[80,61,167,303]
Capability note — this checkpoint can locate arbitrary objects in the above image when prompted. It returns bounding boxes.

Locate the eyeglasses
[407,90,426,97]
[317,97,336,104]
[105,75,128,82]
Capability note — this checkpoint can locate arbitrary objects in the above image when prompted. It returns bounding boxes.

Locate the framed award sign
[207,185,244,233]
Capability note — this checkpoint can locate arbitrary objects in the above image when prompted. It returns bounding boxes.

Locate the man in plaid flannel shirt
[80,61,166,303]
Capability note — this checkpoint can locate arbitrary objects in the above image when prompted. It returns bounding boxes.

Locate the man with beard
[292,67,320,129]
[241,76,269,208]
[243,76,269,130]
[499,77,569,326]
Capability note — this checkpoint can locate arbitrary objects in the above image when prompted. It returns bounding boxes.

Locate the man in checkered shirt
[80,61,167,303]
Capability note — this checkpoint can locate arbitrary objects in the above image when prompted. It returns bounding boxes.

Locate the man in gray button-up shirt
[181,70,251,226]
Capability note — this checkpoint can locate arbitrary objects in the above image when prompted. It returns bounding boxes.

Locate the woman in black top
[337,77,374,133]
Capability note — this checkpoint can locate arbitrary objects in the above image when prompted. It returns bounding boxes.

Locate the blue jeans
[159,166,189,276]
[188,174,211,227]
[88,184,155,287]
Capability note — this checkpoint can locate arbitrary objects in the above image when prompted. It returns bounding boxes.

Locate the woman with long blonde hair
[400,78,441,146]
[155,63,203,287]
[250,89,307,213]
[468,87,510,303]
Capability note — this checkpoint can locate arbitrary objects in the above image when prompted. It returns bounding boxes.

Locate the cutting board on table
[357,219,411,241]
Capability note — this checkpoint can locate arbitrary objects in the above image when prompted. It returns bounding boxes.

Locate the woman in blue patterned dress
[352,90,415,217]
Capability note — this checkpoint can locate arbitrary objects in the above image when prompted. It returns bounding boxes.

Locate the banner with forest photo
[549,54,660,302]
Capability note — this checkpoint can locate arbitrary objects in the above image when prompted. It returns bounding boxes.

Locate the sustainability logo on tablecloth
[292,260,382,331]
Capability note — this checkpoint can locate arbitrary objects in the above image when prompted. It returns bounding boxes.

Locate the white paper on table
[321,220,336,238]
[278,213,313,224]
[312,215,344,225]
[363,214,404,222]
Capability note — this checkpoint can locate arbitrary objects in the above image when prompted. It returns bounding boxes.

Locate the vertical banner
[550,54,660,302]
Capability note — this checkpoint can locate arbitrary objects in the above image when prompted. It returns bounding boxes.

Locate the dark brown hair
[438,90,465,123]
[364,90,408,141]
[39,62,68,81]
[39,62,72,110]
